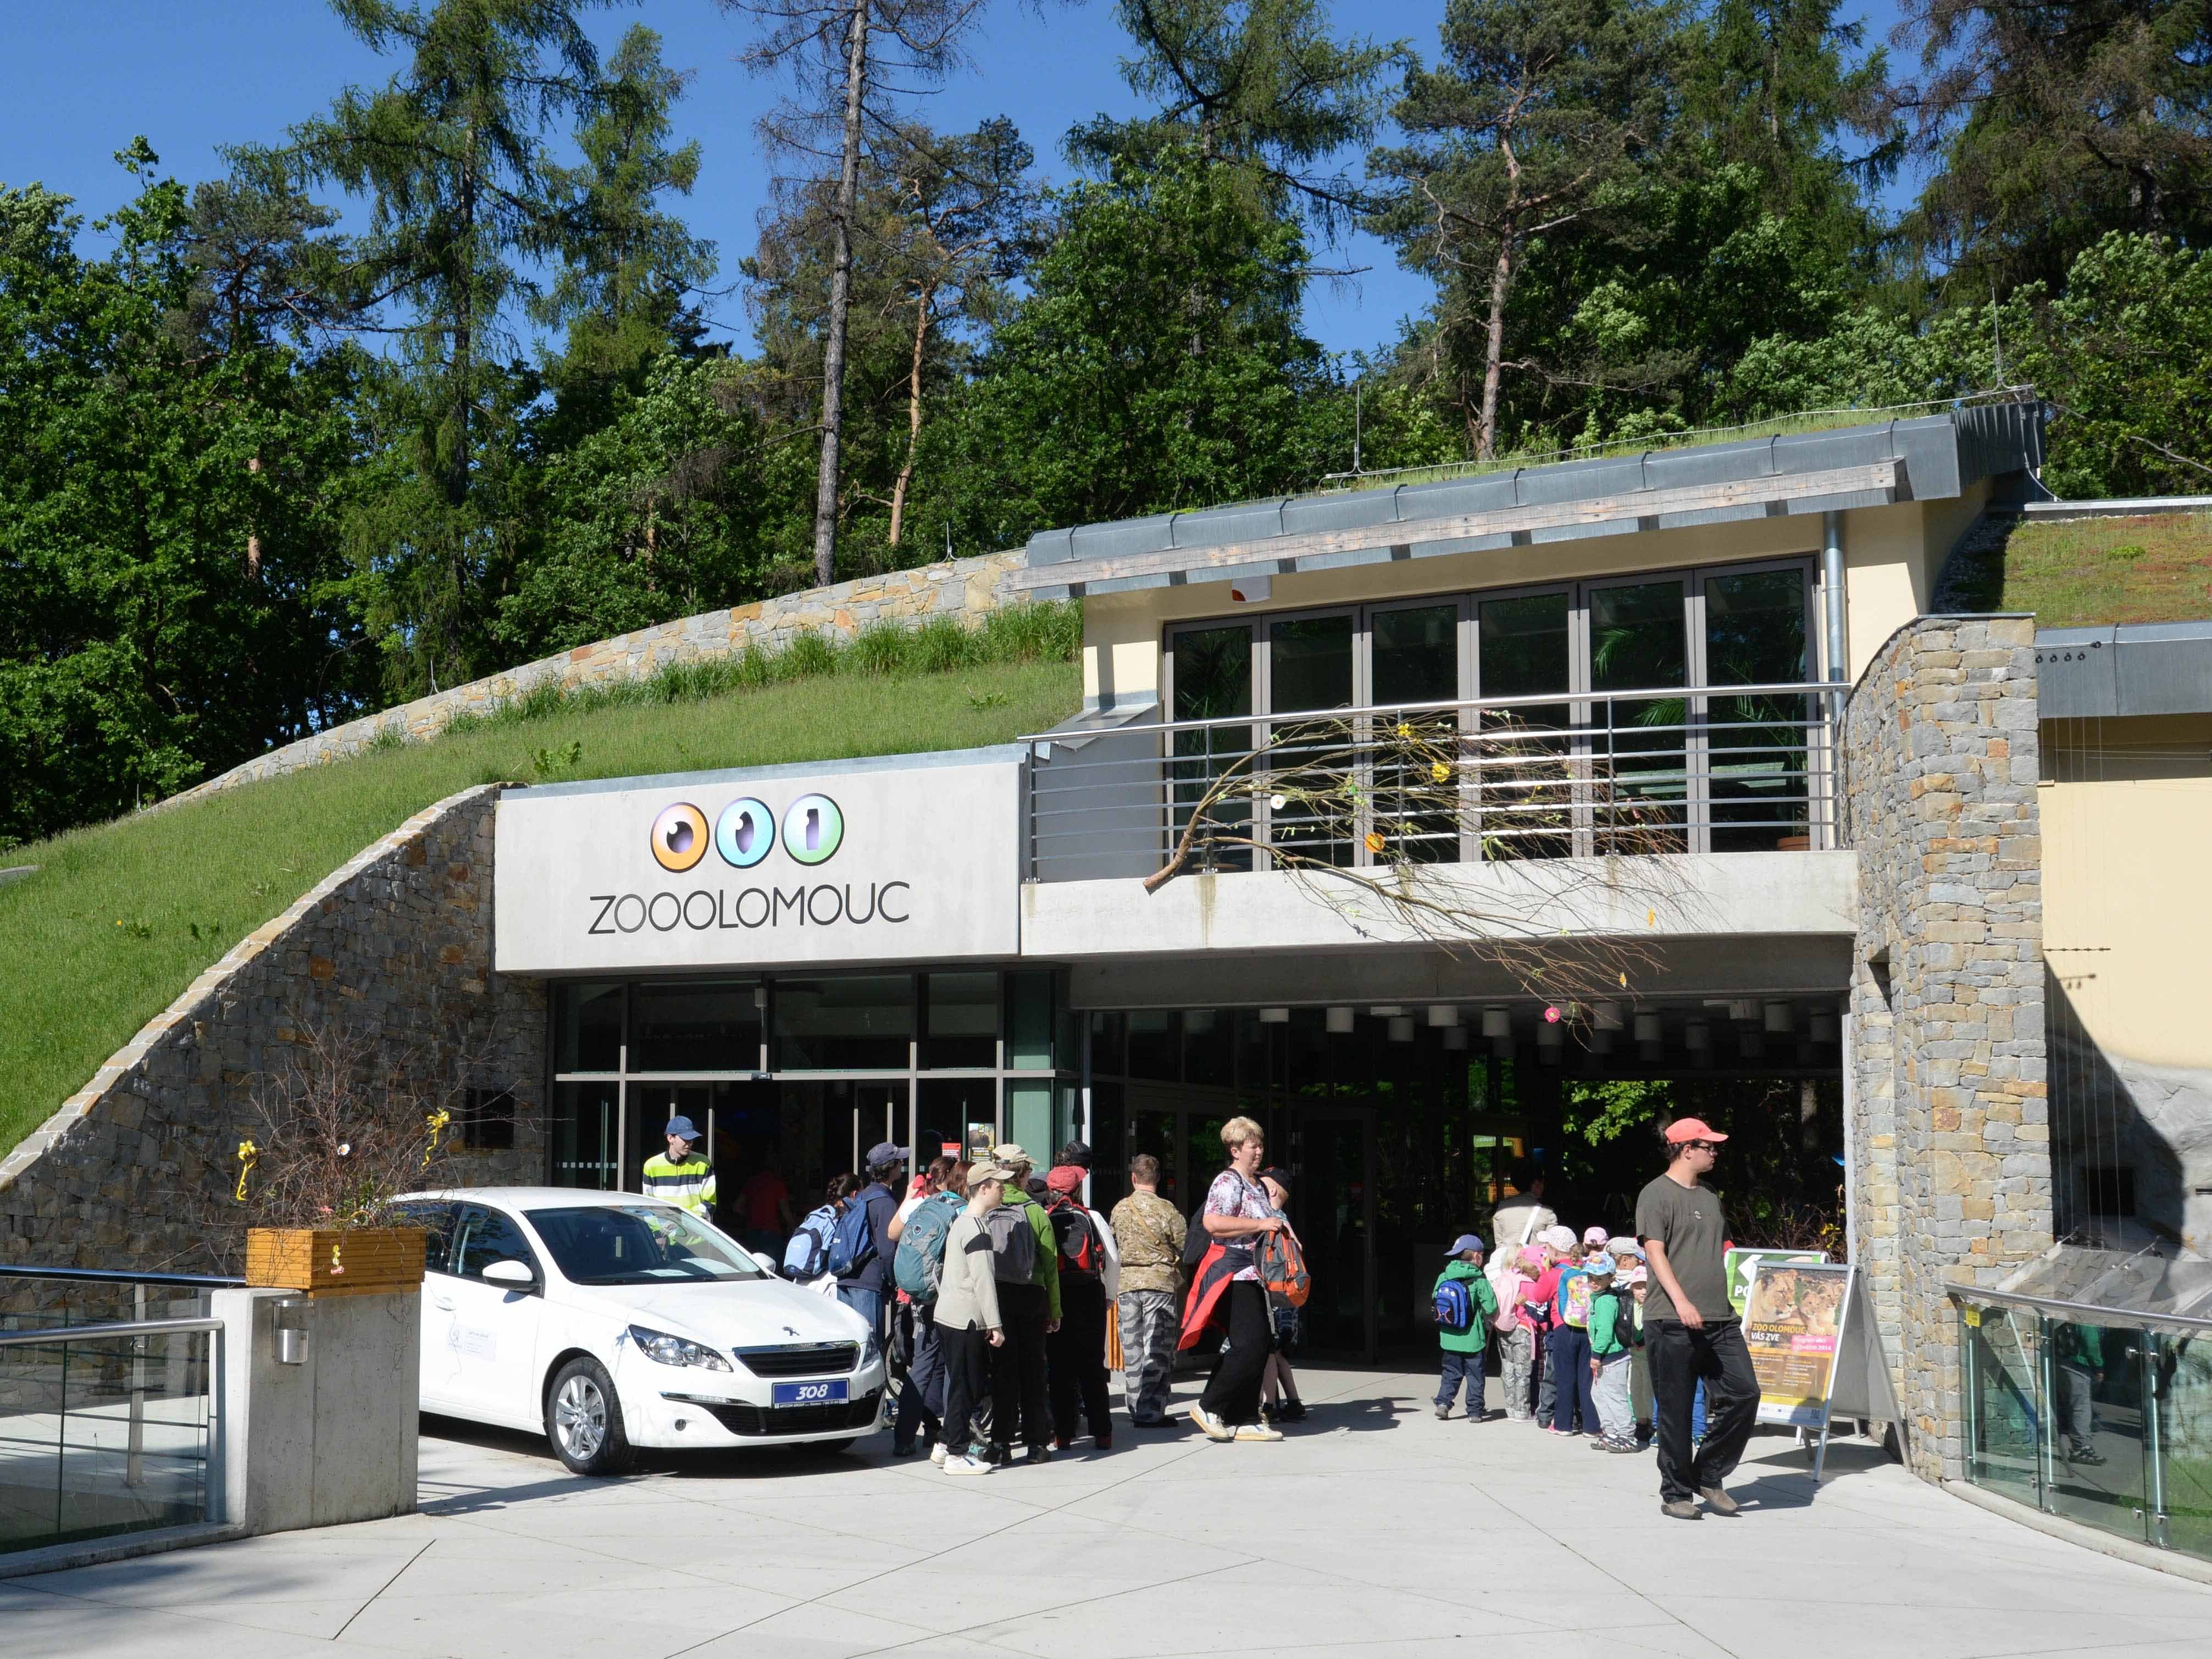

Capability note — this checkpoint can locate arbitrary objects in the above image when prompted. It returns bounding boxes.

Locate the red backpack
[1043,1193,1103,1279]
[1256,1227,1311,1308]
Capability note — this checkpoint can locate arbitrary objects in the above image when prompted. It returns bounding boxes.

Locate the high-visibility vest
[642,1153,717,1215]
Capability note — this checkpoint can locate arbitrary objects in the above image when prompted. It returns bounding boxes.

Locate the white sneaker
[929,1442,950,1466]
[1189,1404,1234,1442]
[943,1452,991,1477]
[1233,1422,1284,1442]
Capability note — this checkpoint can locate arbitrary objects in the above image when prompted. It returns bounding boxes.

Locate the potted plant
[234,1019,472,1298]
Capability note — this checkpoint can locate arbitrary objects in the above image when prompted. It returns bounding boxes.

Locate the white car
[386,1188,887,1475]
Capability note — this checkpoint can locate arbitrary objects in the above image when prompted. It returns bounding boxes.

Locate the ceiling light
[1388,1017,1415,1043]
[1634,1012,1663,1043]
[1427,1005,1459,1028]
[1482,1007,1512,1038]
[1326,1006,1355,1034]
[1764,1000,1794,1034]
[1258,1007,1290,1024]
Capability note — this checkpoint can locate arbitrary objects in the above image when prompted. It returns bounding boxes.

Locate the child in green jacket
[1584,1256,1639,1451]
[1433,1234,1500,1421]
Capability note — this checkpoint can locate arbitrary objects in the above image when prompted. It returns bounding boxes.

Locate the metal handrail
[1020,678,1842,745]
[0,1266,246,1289]
[1946,1281,2212,1339]
[0,1316,224,1349]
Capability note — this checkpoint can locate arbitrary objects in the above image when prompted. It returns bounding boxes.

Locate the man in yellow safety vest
[642,1117,716,1218]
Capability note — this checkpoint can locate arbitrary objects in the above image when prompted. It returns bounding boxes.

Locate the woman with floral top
[1180,1116,1285,1444]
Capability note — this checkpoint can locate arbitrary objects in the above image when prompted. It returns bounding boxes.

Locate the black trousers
[939,1324,991,1456]
[1648,1318,1760,1502]
[1047,1277,1113,1441]
[990,1281,1052,1450]
[1199,1281,1273,1427]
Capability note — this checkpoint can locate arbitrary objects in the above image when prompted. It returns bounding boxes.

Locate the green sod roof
[0,653,1079,1161]
[1936,511,2212,629]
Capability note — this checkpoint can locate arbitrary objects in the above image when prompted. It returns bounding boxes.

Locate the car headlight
[860,1329,883,1370]
[627,1325,731,1372]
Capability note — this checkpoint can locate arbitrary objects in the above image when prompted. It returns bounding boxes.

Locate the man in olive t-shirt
[1637,1118,1760,1519]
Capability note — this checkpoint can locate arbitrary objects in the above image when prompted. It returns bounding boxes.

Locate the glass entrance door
[1295,1111,1374,1360]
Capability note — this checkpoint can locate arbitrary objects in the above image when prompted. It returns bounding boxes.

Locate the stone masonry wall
[1843,614,2052,1482]
[0,786,543,1280]
[162,550,1026,811]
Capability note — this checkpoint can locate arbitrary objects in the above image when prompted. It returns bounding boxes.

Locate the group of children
[1432,1223,1653,1453]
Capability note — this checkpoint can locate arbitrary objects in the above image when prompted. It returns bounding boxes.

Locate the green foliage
[0,654,1077,1161]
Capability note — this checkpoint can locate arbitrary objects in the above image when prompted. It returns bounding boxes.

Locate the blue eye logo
[783,795,844,865]
[714,798,774,868]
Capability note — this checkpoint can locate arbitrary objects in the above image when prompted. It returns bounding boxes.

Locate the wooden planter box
[245,1227,426,1299]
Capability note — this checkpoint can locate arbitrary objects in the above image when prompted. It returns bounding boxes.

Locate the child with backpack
[1432,1234,1499,1421]
[1583,1255,1640,1452]
[935,1162,1013,1476]
[1490,1244,1541,1423]
[1546,1234,1598,1438]
[1257,1167,1308,1425]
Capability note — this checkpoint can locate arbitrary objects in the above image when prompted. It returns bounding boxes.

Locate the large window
[1162,560,1818,858]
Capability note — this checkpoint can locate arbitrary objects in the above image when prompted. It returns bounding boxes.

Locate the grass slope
[1935,511,2212,628]
[0,651,1078,1160]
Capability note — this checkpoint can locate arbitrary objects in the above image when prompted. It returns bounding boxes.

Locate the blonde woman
[1180,1116,1284,1443]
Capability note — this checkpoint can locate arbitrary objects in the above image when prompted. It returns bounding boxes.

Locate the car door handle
[433,1295,456,1311]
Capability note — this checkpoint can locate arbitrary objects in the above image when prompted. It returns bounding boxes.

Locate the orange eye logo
[650,803,708,872]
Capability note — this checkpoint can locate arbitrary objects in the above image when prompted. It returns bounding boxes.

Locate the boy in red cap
[1637,1118,1757,1521]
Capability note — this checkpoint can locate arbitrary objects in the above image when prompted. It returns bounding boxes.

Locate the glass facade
[547,970,1076,1225]
[1960,1294,2212,1561]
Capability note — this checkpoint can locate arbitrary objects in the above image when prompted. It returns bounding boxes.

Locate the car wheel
[547,1357,634,1477]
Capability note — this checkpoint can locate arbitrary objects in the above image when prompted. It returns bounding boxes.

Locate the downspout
[1822,511,1849,850]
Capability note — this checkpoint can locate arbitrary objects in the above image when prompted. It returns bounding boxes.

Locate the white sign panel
[493,756,1023,973]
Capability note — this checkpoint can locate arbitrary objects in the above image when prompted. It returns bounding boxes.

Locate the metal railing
[1952,1278,2212,1560]
[1022,679,1842,883]
[0,1268,237,1557]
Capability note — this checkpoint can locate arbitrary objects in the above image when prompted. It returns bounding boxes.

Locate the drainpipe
[1822,510,1847,687]
[1823,511,1848,850]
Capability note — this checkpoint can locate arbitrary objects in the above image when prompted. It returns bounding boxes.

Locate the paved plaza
[4,1364,2209,1659]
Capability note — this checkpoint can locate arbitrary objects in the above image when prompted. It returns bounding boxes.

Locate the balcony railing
[1023,679,1842,884]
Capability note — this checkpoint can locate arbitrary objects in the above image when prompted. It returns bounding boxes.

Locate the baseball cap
[664,1116,701,1142]
[864,1141,911,1168]
[1259,1166,1293,1194]
[1606,1237,1645,1259]
[966,1162,1012,1187]
[1446,1233,1486,1257]
[1542,1224,1577,1252]
[1045,1164,1084,1194]
[1582,1225,1609,1246]
[1664,1117,1728,1144]
[1583,1256,1617,1277]
[1622,1265,1648,1286]
[1517,1245,1546,1270]
[992,1144,1032,1168]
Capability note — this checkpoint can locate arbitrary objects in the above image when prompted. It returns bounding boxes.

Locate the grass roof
[0,611,1080,1161]
[1934,511,2212,629]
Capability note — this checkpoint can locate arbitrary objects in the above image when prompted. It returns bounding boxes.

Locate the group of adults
[647,1106,1762,1517]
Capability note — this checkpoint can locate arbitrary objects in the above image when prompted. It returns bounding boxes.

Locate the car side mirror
[481,1258,537,1288]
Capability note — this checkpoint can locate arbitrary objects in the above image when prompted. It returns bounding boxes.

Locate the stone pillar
[1843,615,2051,1481]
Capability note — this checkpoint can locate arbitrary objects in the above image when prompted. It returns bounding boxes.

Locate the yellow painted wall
[2041,714,2212,1071]
[1079,487,1987,703]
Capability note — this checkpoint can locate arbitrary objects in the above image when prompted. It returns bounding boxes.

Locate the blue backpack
[892,1192,964,1300]
[1432,1277,1476,1333]
[828,1192,879,1279]
[783,1205,836,1279]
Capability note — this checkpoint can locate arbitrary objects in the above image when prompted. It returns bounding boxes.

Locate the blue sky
[3,0,1912,362]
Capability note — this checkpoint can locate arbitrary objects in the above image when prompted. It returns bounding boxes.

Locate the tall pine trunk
[1476,232,1516,462]
[886,278,935,548]
[812,0,871,587]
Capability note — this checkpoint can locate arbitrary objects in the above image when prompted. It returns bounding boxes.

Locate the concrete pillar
[214,1288,421,1536]
[1842,616,2051,1481]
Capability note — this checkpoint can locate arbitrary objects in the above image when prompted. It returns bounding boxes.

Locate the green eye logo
[782,794,843,864]
[714,798,774,868]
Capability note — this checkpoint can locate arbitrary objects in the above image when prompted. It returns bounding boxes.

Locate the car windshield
[526,1205,767,1287]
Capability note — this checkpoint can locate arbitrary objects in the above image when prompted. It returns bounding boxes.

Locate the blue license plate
[772,1379,849,1407]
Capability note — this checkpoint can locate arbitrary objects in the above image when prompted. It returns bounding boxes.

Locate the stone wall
[1843,614,2053,1482]
[161,550,1027,811]
[0,786,542,1280]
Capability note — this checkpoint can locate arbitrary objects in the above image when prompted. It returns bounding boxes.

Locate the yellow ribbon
[331,1239,344,1277]
[423,1107,451,1167]
[234,1139,257,1203]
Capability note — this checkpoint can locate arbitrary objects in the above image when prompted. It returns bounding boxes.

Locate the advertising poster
[1743,1261,1852,1430]
[1725,1247,1827,1316]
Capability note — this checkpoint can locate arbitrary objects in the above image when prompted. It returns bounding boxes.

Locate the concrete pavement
[4,1363,2209,1658]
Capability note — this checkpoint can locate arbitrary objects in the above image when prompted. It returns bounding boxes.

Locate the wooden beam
[1011,459,1899,593]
